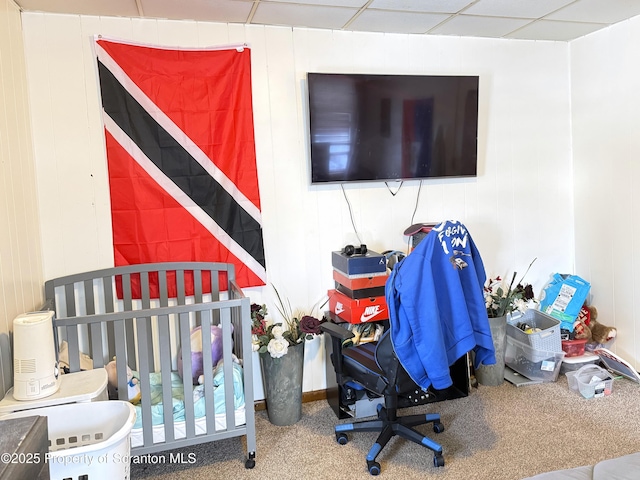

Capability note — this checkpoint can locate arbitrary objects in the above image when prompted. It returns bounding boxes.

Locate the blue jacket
[386,220,496,390]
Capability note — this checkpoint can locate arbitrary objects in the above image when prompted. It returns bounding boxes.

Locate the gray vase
[260,341,304,426]
[475,314,508,386]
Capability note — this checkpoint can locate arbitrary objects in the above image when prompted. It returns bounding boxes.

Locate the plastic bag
[539,274,590,331]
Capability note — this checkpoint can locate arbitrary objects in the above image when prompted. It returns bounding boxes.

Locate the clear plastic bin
[4,400,136,480]
[505,336,565,382]
[566,364,614,399]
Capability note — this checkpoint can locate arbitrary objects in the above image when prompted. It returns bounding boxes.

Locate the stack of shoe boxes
[328,249,389,324]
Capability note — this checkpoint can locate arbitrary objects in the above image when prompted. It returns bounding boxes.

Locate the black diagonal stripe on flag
[98,60,265,270]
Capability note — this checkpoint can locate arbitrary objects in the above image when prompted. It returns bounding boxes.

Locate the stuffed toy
[573,305,617,345]
[104,358,141,404]
[178,324,232,385]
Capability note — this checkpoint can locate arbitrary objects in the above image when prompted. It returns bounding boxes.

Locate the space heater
[13,311,60,401]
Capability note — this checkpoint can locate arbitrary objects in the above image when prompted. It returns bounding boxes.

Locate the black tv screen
[308,73,479,184]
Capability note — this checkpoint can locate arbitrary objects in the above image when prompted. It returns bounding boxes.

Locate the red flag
[95,40,266,294]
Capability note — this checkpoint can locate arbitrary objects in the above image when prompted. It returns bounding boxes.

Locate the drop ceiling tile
[464,0,576,19]
[264,0,366,7]
[430,14,531,38]
[505,19,605,41]
[142,0,253,23]
[252,3,358,30]
[368,0,475,14]
[547,0,640,24]
[16,0,140,17]
[349,10,449,34]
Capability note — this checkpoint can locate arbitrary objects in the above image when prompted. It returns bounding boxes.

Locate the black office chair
[321,321,464,475]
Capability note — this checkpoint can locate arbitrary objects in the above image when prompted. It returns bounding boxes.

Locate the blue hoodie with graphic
[386,220,496,390]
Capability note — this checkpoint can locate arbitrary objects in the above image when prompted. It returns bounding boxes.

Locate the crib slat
[121,274,137,370]
[113,319,129,401]
[176,270,185,305]
[157,313,174,444]
[140,272,150,309]
[103,275,115,313]
[136,313,159,447]
[66,325,81,372]
[102,275,116,360]
[64,283,76,318]
[211,268,220,301]
[139,273,155,369]
[194,269,203,304]
[200,309,214,435]
[158,269,168,307]
[179,312,195,439]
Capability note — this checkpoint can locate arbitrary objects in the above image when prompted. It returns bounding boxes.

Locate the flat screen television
[307,73,479,184]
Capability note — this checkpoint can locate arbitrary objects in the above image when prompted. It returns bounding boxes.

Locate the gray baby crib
[44,262,256,468]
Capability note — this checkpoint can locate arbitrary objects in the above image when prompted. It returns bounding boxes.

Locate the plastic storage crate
[560,352,600,375]
[566,364,614,399]
[507,309,562,354]
[561,338,588,357]
[505,336,565,382]
[4,401,136,480]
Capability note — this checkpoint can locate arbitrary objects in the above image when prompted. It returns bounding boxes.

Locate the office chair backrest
[374,330,420,395]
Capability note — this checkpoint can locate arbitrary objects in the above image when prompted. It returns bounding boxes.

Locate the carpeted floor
[130,375,640,480]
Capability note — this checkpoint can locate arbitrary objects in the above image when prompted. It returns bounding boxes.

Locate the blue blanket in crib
[133,360,244,430]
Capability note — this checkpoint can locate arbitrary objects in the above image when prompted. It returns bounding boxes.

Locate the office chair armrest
[320,320,355,341]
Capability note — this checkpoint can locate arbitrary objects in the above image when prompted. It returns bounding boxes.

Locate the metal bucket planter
[475,314,507,386]
[260,341,304,426]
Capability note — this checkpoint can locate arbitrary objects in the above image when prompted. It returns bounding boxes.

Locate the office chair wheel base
[336,432,349,445]
[433,422,445,433]
[433,454,445,468]
[367,460,381,475]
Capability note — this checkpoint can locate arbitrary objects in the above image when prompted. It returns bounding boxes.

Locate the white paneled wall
[0,0,44,399]
[21,13,578,397]
[571,17,640,371]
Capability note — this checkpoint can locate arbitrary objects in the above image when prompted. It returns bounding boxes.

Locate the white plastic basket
[4,400,136,480]
[566,364,614,399]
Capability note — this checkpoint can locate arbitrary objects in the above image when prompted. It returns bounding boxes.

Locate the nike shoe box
[328,289,388,324]
[331,250,386,276]
[332,269,389,290]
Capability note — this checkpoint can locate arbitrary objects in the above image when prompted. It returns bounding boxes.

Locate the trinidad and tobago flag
[95,39,266,295]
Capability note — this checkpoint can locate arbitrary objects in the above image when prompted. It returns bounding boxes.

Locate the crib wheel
[245,458,256,469]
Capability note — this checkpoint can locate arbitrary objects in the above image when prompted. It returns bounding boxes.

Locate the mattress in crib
[131,360,245,438]
[130,405,246,447]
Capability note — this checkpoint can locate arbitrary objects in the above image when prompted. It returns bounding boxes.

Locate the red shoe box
[332,269,389,290]
[328,289,388,324]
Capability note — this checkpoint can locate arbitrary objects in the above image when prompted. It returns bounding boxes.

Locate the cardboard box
[331,250,386,276]
[328,289,388,324]
[332,269,388,290]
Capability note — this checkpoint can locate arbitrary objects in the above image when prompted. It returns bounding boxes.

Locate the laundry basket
[3,400,136,480]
